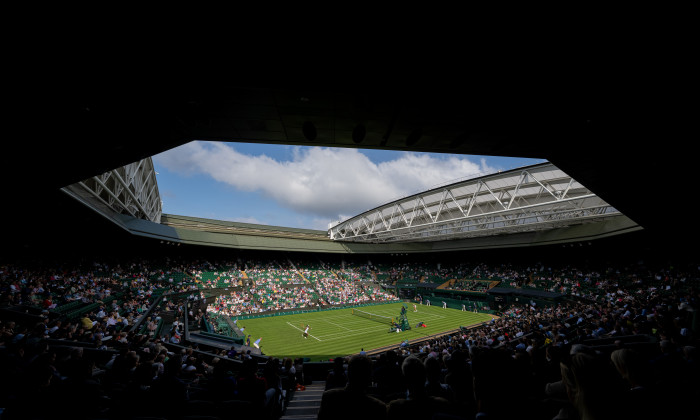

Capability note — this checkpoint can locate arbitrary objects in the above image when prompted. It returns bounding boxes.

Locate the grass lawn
[236,302,494,361]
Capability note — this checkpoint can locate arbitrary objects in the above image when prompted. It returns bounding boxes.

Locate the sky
[152,141,546,231]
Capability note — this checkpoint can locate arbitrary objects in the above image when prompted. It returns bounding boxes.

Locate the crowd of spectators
[197,257,399,316]
[334,259,695,419]
[248,267,307,286]
[368,261,522,288]
[314,276,398,306]
[448,279,490,292]
[209,290,259,317]
[319,285,697,419]
[0,317,306,419]
[1,262,123,309]
[1,255,698,419]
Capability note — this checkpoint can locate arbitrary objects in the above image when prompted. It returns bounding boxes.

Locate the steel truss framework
[328,162,623,243]
[64,158,162,223]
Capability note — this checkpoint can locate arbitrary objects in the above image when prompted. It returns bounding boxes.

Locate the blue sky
[152,142,545,230]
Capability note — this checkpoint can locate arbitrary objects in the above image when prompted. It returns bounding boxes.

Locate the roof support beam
[328,162,625,243]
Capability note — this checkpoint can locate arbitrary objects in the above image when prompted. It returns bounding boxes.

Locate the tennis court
[236,302,494,361]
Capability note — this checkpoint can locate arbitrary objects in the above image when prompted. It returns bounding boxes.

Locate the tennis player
[303,324,310,339]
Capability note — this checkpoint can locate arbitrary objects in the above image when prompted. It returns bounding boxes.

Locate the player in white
[303,324,310,339]
[413,303,418,312]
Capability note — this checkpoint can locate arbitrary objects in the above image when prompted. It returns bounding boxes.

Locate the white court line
[286,321,322,341]
[318,321,405,339]
[322,314,393,326]
[328,308,447,322]
[411,313,446,320]
[282,306,453,340]
[355,311,445,321]
[317,324,390,340]
[315,312,453,340]
[315,317,393,338]
[321,318,353,331]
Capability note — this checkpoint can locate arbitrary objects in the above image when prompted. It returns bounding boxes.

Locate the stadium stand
[2,63,697,420]
[1,249,697,419]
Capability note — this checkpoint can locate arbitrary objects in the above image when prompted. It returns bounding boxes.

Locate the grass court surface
[237,302,493,361]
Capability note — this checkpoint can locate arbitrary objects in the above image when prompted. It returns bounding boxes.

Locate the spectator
[386,355,454,420]
[281,357,296,377]
[205,361,237,402]
[325,356,348,390]
[423,355,454,403]
[610,348,660,420]
[236,357,268,408]
[444,349,475,417]
[372,350,405,401]
[150,353,188,405]
[559,351,626,420]
[471,347,529,419]
[318,354,387,420]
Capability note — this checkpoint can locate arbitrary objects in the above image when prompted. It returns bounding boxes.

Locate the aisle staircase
[280,381,325,420]
[436,279,454,289]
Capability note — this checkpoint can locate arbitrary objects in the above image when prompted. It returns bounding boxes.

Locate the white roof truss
[63,157,163,223]
[328,162,623,243]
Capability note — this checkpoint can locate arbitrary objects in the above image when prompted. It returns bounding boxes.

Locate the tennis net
[351,308,393,325]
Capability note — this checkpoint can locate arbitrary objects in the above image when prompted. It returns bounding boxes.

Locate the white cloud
[154,141,495,222]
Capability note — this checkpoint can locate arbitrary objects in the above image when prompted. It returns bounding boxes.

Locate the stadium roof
[53,159,640,253]
[329,162,638,243]
[2,67,693,256]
